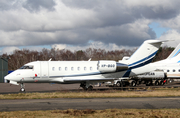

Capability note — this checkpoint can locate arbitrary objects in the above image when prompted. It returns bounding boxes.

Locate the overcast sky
[1,0,180,54]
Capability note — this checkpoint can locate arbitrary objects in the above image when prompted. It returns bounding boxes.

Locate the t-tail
[121,40,167,77]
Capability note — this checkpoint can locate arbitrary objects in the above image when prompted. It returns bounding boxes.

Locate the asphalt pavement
[0,97,180,111]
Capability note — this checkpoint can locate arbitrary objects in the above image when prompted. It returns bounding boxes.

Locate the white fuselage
[5,61,128,84]
[149,55,180,79]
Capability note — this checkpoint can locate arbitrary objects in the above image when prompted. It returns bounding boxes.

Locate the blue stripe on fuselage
[122,51,156,77]
[128,51,157,67]
[122,57,153,77]
[173,49,180,58]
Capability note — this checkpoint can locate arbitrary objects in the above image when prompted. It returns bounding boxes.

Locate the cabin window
[84,67,86,71]
[65,67,68,71]
[19,65,34,69]
[167,70,170,72]
[59,67,61,71]
[78,67,80,71]
[173,69,176,72]
[52,67,55,71]
[179,69,180,72]
[90,67,92,71]
[71,67,74,71]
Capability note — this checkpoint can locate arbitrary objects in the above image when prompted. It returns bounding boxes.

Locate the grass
[0,87,180,99]
[1,88,180,117]
[1,109,180,118]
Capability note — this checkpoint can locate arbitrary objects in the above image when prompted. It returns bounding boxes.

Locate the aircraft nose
[4,74,10,80]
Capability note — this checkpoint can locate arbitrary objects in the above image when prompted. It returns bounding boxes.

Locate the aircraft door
[40,61,49,81]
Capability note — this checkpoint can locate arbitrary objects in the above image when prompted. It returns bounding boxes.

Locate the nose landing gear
[20,83,25,92]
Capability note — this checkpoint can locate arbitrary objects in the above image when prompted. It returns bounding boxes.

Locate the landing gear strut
[20,83,25,92]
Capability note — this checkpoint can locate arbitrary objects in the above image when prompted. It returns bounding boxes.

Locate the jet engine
[98,61,128,73]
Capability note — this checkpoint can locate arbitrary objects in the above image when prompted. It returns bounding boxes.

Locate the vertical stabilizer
[123,40,166,77]
[128,40,166,66]
[167,43,180,59]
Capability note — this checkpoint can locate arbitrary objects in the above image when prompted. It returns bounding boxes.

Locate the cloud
[1,46,20,54]
[52,41,136,52]
[158,30,180,47]
[23,0,56,12]
[0,0,180,50]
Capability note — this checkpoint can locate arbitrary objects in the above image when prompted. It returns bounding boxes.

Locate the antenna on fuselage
[49,58,52,61]
[88,58,91,61]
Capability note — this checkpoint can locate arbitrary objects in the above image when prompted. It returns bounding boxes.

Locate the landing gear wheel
[80,83,86,90]
[83,87,87,91]
[20,88,25,92]
[131,81,137,87]
[146,81,152,86]
[116,81,122,87]
[20,83,25,92]
[155,81,159,86]
[87,86,93,91]
[160,80,164,86]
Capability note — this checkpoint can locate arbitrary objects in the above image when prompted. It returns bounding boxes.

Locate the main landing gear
[20,83,25,92]
[80,83,93,91]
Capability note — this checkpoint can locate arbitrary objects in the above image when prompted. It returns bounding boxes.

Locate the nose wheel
[20,83,25,92]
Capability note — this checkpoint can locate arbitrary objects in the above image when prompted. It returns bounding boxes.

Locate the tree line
[1,46,174,70]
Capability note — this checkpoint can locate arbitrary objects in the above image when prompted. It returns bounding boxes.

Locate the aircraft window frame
[19,65,34,69]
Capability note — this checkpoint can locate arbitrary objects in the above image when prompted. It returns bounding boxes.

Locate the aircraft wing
[63,78,117,82]
[50,77,117,83]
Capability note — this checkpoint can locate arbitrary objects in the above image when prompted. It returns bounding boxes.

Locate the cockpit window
[19,65,33,69]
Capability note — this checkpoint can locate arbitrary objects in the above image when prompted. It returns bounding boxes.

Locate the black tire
[155,81,159,86]
[87,86,93,91]
[131,81,136,87]
[160,80,164,86]
[20,88,25,92]
[116,81,122,87]
[146,81,152,86]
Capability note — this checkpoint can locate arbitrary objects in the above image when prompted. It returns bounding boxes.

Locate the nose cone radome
[4,74,11,81]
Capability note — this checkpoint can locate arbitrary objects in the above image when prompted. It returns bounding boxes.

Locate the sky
[1,0,180,54]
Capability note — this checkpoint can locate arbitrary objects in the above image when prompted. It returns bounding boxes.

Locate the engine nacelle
[98,60,128,73]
